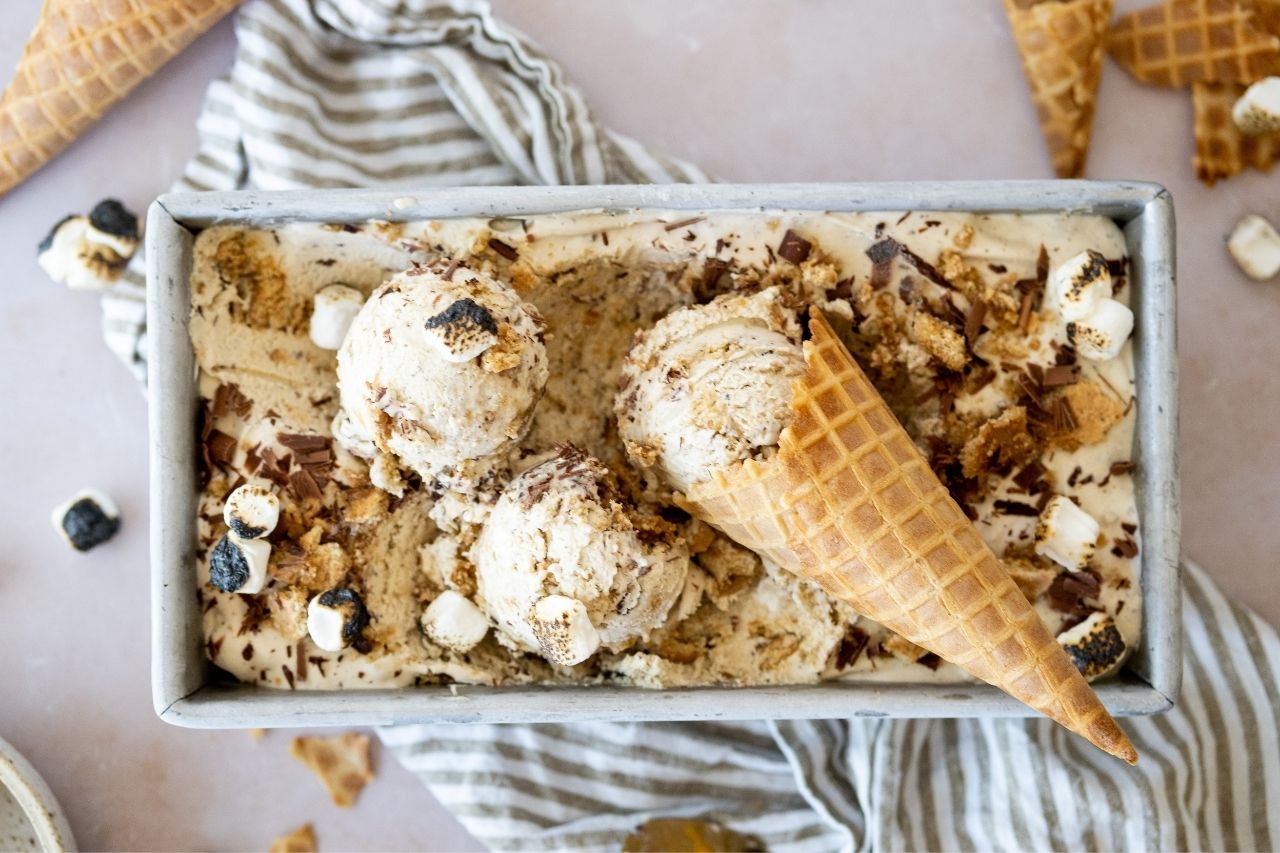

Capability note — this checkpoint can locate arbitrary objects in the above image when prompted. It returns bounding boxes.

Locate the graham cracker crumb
[960,406,1037,479]
[883,633,928,662]
[290,732,374,808]
[954,224,975,249]
[269,824,317,853]
[1053,381,1126,449]
[913,313,969,371]
[480,323,524,373]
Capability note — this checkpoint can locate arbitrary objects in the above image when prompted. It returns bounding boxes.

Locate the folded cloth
[99,1,1280,850]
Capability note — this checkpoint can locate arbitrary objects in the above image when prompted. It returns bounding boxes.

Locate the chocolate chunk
[1121,521,1138,535]
[277,433,330,452]
[1036,245,1050,285]
[1013,460,1048,493]
[777,229,812,264]
[58,496,121,551]
[698,257,730,301]
[1048,569,1102,616]
[1110,461,1136,477]
[206,430,237,466]
[487,238,519,261]
[1112,538,1139,558]
[1043,365,1081,387]
[835,626,870,669]
[88,199,139,240]
[964,299,987,344]
[290,469,323,502]
[917,653,942,670]
[993,499,1041,516]
[213,383,252,419]
[424,297,498,335]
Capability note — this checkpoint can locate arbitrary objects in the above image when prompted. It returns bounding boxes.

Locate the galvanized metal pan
[147,182,1180,728]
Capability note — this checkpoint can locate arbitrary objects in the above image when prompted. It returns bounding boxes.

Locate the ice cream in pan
[191,211,1141,759]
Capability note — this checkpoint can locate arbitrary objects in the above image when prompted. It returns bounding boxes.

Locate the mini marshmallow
[307,588,370,652]
[1227,214,1280,281]
[1035,495,1100,571]
[85,199,140,257]
[1057,611,1128,681]
[51,488,121,552]
[423,297,499,362]
[209,532,271,594]
[1068,298,1133,361]
[528,594,600,666]
[420,589,490,651]
[1050,250,1113,322]
[222,484,280,539]
[1232,76,1280,135]
[37,200,140,292]
[310,284,365,350]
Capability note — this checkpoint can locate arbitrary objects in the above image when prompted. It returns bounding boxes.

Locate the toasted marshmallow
[1057,611,1128,681]
[423,297,499,362]
[310,284,365,350]
[1069,298,1133,361]
[1227,214,1280,281]
[37,199,140,292]
[222,484,280,539]
[528,595,600,666]
[1035,495,1100,571]
[421,590,490,651]
[209,532,271,594]
[307,588,370,652]
[1232,77,1280,135]
[51,488,121,552]
[1050,250,1113,322]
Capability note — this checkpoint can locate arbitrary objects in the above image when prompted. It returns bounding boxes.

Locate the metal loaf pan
[148,182,1180,728]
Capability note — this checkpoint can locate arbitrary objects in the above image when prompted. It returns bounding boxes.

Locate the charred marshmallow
[51,489,121,551]
[423,297,499,362]
[1057,611,1128,681]
[222,484,280,539]
[1232,77,1280,135]
[310,284,365,350]
[1227,214,1280,281]
[528,594,600,666]
[1068,298,1133,361]
[209,532,271,594]
[37,199,140,291]
[1035,495,1100,571]
[1050,250,1113,322]
[420,589,490,651]
[307,588,370,652]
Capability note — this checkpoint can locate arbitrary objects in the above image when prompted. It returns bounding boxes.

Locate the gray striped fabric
[95,1,1280,849]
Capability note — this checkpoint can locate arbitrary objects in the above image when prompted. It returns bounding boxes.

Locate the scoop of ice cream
[615,286,805,494]
[333,263,549,496]
[471,447,689,665]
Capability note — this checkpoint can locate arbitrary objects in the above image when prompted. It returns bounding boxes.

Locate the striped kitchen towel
[91,0,1280,849]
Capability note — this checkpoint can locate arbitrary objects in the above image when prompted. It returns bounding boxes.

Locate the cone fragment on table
[1004,0,1115,178]
[1107,0,1280,88]
[1192,79,1280,182]
[680,312,1137,764]
[0,0,241,197]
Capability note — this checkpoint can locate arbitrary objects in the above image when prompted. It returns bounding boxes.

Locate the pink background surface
[1,1,1277,849]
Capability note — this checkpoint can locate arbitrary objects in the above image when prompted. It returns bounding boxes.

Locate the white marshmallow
[1057,611,1128,681]
[1069,298,1133,361]
[307,595,348,651]
[50,488,121,551]
[422,298,499,362]
[1035,495,1100,571]
[222,484,280,540]
[38,218,116,292]
[210,533,271,594]
[1050,250,1113,322]
[1227,214,1280,281]
[310,284,366,350]
[528,595,601,666]
[421,590,490,651]
[1232,77,1280,135]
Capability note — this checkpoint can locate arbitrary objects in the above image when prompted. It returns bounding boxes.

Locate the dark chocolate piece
[777,229,812,264]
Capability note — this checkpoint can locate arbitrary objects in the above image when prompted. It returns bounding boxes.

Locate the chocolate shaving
[663,216,705,232]
[1122,521,1138,535]
[964,299,987,344]
[282,665,295,690]
[835,626,870,669]
[917,653,942,671]
[1067,466,1083,487]
[1055,345,1077,366]
[1053,395,1078,432]
[988,263,1008,274]
[278,433,330,452]
[866,239,899,266]
[1013,460,1048,493]
[1097,460,1136,488]
[1047,569,1101,616]
[1017,289,1035,332]
[290,469,323,502]
[441,258,462,281]
[1036,245,1050,285]
[993,499,1041,516]
[1112,538,1140,559]
[212,383,252,419]
[1043,365,1081,387]
[777,229,812,265]
[206,430,237,466]
[487,238,519,261]
[296,642,308,682]
[698,257,730,301]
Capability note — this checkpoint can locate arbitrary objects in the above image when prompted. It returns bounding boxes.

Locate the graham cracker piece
[290,732,375,808]
[1192,80,1280,184]
[270,824,317,853]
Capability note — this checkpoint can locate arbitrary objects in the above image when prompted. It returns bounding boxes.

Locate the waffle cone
[0,0,240,196]
[681,313,1137,763]
[1004,0,1114,178]
[1192,79,1280,183]
[1107,0,1280,88]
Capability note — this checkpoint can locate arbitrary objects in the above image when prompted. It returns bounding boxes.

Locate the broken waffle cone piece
[0,0,241,197]
[1004,0,1115,178]
[1107,0,1280,88]
[680,312,1137,764]
[1192,79,1280,182]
